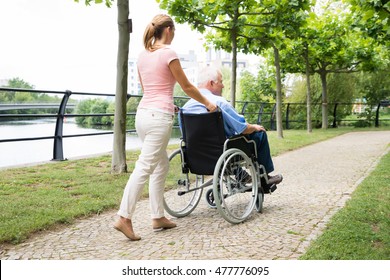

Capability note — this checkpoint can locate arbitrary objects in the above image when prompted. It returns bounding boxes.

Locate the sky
[0,0,207,93]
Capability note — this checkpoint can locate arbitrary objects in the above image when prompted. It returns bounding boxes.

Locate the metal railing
[237,100,390,129]
[0,102,77,111]
[1,87,389,162]
[0,88,135,161]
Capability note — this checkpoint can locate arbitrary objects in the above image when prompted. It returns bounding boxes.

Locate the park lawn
[0,127,387,246]
[300,150,390,260]
[0,154,130,244]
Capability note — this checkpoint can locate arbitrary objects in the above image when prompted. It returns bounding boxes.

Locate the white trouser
[117,108,174,219]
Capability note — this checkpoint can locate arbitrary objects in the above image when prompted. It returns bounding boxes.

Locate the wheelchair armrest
[224,135,258,162]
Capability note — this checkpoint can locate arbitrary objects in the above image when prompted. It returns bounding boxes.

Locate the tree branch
[332,61,362,73]
[239,11,275,16]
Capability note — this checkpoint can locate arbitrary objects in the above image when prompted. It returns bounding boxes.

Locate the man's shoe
[268,174,283,185]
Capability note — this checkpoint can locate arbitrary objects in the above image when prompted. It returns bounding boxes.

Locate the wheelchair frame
[163,111,271,224]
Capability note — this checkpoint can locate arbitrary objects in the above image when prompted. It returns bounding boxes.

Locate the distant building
[128,50,199,95]
[178,50,198,85]
[128,58,141,95]
[204,48,249,77]
[352,99,367,114]
[0,79,9,86]
[128,48,253,94]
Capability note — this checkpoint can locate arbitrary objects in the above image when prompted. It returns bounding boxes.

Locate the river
[0,118,180,169]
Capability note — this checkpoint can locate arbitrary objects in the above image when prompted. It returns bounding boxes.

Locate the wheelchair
[164,109,273,224]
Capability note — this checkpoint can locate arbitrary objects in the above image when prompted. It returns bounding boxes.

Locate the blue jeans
[246,131,274,173]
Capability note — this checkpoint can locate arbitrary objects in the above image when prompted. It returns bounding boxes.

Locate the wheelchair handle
[175,105,221,113]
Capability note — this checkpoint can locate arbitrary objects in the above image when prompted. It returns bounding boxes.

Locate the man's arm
[218,101,266,135]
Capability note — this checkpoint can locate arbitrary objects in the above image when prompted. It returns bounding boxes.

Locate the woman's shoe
[152,217,177,230]
[113,218,141,241]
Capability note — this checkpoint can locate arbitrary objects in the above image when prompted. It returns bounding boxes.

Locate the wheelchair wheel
[163,149,203,217]
[255,191,264,213]
[213,148,258,224]
[205,188,216,208]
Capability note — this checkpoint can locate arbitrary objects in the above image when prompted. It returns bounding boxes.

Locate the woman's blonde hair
[143,14,175,51]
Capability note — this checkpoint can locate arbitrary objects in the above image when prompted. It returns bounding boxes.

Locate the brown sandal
[113,219,141,241]
[152,217,177,230]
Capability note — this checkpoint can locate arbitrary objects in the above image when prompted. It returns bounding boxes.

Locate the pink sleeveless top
[137,46,178,115]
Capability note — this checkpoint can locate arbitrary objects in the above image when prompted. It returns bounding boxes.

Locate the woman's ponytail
[143,23,156,51]
[143,14,175,51]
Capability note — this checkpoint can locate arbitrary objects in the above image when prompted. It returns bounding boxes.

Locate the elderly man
[181,65,283,192]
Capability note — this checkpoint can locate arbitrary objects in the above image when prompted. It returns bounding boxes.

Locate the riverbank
[0,118,180,169]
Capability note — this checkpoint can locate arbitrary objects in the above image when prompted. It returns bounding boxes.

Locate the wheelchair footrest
[264,184,277,194]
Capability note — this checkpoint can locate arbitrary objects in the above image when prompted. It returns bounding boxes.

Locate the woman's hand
[206,102,217,112]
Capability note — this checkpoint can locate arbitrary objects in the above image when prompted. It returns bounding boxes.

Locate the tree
[304,42,313,132]
[74,0,113,7]
[345,0,390,45]
[279,9,321,132]
[159,0,310,138]
[282,5,380,129]
[111,0,130,174]
[0,78,35,103]
[357,69,390,105]
[158,0,255,107]
[76,0,129,174]
[287,72,358,128]
[0,78,61,117]
[6,77,34,90]
[239,65,276,127]
[243,0,311,137]
[75,98,112,126]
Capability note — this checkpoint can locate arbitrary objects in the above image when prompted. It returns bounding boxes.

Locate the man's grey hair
[197,65,221,86]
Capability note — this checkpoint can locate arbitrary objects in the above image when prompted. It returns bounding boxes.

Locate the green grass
[300,151,390,260]
[0,127,388,248]
[0,155,133,244]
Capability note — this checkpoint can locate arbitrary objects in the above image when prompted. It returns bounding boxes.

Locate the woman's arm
[169,59,216,112]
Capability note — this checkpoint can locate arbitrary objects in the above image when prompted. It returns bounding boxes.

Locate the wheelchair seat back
[180,110,226,175]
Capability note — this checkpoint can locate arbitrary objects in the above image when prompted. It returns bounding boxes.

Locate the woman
[114,14,217,241]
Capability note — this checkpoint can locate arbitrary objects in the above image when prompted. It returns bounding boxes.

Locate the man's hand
[242,123,266,134]
[253,124,266,132]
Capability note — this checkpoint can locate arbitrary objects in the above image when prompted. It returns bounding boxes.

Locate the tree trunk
[304,44,312,133]
[273,46,284,138]
[111,0,130,174]
[230,10,239,108]
[230,35,237,108]
[230,36,237,108]
[319,70,328,129]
